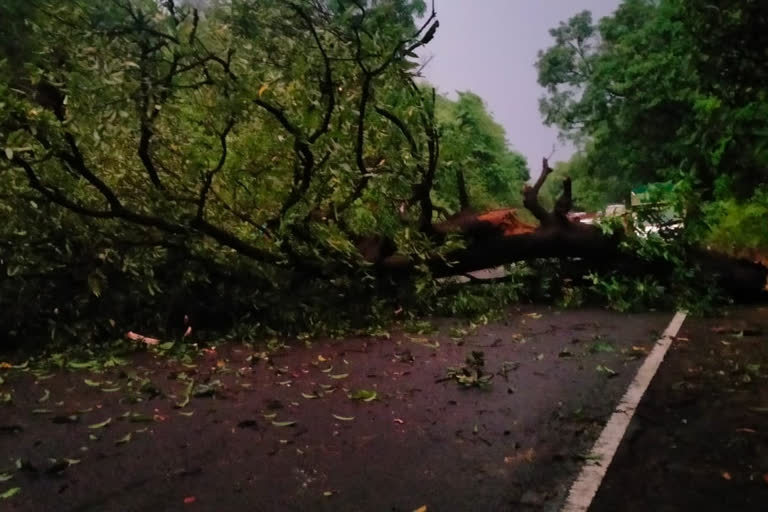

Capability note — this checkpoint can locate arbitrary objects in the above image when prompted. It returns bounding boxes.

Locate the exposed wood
[370,157,768,300]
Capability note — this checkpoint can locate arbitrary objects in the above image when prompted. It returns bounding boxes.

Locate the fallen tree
[1,0,765,346]
[375,158,768,300]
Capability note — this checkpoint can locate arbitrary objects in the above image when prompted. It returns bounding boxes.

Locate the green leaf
[301,392,320,399]
[87,272,102,297]
[0,474,13,483]
[271,420,296,427]
[348,389,377,401]
[595,365,618,377]
[331,414,355,421]
[0,487,20,499]
[157,341,175,351]
[176,394,190,408]
[590,342,616,353]
[67,361,95,370]
[329,373,349,380]
[114,433,132,445]
[4,148,12,160]
[83,379,101,387]
[101,387,121,393]
[88,418,112,429]
[175,379,194,409]
[178,410,195,417]
[192,380,220,398]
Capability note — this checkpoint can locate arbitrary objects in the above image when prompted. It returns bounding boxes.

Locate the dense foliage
[0,0,536,346]
[2,0,766,349]
[433,92,529,212]
[537,0,768,255]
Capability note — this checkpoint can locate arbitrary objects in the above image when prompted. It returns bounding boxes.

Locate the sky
[417,0,620,176]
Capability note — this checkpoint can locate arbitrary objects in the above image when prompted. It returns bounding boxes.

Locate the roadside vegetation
[0,0,766,354]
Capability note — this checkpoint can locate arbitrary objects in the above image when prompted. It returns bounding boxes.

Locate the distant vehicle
[567,211,598,224]
[568,204,625,226]
[630,182,682,236]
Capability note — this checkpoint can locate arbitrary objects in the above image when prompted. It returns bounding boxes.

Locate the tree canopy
[537,0,768,254]
[1,0,766,347]
[0,0,541,344]
[433,91,529,212]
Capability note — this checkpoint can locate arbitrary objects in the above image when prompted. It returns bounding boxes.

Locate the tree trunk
[375,158,768,301]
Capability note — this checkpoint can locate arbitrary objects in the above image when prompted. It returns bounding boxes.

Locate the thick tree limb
[418,88,439,232]
[523,157,554,224]
[252,98,318,223]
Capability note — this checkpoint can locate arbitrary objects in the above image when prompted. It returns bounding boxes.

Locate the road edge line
[560,311,687,512]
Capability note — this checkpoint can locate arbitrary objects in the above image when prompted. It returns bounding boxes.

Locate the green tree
[537,0,768,251]
[0,0,445,342]
[433,92,529,212]
[539,153,623,212]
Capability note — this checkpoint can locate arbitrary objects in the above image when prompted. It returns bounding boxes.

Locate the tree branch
[523,158,555,224]
[554,177,573,220]
[253,99,304,139]
[14,156,116,218]
[290,4,335,143]
[375,106,420,157]
[334,72,374,216]
[15,154,187,235]
[189,217,278,263]
[61,133,123,210]
[197,119,235,219]
[418,87,439,232]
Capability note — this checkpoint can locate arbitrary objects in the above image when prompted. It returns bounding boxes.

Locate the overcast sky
[418,0,620,176]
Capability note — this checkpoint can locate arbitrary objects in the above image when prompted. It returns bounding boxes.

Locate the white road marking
[561,311,688,512]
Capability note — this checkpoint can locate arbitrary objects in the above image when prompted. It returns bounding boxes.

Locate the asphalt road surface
[0,306,671,511]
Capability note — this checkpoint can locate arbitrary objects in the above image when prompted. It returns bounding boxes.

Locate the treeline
[536,0,768,256]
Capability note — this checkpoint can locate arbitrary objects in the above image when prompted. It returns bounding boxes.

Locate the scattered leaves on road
[115,433,132,445]
[88,418,112,429]
[348,389,377,401]
[596,365,619,378]
[0,487,21,499]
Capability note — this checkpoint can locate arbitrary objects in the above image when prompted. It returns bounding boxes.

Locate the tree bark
[374,158,768,301]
